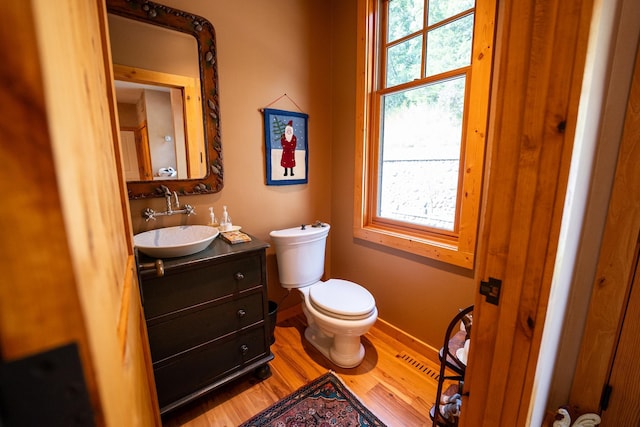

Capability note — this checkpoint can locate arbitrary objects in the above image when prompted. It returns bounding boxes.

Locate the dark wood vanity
[137,235,273,415]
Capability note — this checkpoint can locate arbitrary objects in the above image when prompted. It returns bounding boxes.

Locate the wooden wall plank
[1,0,159,424]
[0,0,95,385]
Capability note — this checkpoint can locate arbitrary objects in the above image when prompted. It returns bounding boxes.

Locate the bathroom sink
[134,225,219,258]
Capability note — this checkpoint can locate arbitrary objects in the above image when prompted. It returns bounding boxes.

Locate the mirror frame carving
[107,0,223,199]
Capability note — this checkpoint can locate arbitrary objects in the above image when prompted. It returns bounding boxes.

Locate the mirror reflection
[106,0,223,198]
[109,14,205,181]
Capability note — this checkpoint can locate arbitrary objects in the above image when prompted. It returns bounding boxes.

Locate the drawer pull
[240,344,249,355]
[234,272,245,281]
[237,309,246,318]
[138,259,164,277]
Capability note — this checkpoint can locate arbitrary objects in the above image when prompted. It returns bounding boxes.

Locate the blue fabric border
[263,108,309,186]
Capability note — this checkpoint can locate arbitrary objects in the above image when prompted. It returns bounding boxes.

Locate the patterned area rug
[239,372,387,427]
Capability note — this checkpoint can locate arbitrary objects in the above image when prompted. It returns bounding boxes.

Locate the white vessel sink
[134,225,219,258]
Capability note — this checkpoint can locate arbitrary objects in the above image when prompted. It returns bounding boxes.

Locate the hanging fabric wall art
[263,108,308,185]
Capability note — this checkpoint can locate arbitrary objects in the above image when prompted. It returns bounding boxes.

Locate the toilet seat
[309,279,376,320]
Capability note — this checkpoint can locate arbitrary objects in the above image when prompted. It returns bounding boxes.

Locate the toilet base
[304,325,365,368]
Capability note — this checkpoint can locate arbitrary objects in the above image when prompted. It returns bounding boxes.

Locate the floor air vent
[396,351,440,381]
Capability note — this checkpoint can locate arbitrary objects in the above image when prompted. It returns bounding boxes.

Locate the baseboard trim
[275,303,440,365]
[373,317,441,365]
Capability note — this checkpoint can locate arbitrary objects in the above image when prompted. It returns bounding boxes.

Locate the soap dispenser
[208,207,219,227]
[220,205,232,231]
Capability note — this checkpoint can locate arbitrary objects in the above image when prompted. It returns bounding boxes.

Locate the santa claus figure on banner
[280,120,297,176]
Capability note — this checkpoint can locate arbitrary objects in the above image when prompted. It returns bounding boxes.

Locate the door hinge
[600,383,612,411]
[480,277,502,305]
[0,342,95,426]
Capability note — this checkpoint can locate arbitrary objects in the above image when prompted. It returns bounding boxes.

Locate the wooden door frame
[569,36,640,414]
[461,0,596,425]
[121,124,153,180]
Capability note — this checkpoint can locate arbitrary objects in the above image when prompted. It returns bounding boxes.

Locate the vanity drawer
[147,292,265,362]
[153,327,267,409]
[142,254,263,318]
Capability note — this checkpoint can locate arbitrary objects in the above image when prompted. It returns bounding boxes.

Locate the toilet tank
[269,223,330,288]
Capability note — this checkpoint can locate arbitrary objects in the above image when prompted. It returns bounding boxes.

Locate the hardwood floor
[162,312,442,426]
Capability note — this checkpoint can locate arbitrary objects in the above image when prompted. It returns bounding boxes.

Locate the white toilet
[270,222,378,368]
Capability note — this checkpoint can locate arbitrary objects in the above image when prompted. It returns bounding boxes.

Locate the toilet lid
[309,279,376,320]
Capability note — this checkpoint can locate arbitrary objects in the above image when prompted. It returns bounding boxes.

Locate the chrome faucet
[173,191,180,209]
[142,188,196,221]
[165,192,174,215]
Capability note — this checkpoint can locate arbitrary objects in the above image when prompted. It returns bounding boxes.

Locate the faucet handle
[184,204,196,216]
[142,208,156,221]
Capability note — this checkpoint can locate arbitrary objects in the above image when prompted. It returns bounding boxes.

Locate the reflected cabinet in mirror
[107,0,223,198]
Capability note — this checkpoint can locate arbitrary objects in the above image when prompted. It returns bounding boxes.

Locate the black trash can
[268,301,278,345]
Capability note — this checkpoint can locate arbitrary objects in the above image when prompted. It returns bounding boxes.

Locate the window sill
[353,224,474,269]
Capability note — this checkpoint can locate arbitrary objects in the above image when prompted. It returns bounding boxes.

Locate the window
[354,0,496,268]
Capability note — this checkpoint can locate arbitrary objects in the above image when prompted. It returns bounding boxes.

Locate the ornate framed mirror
[107,0,223,199]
